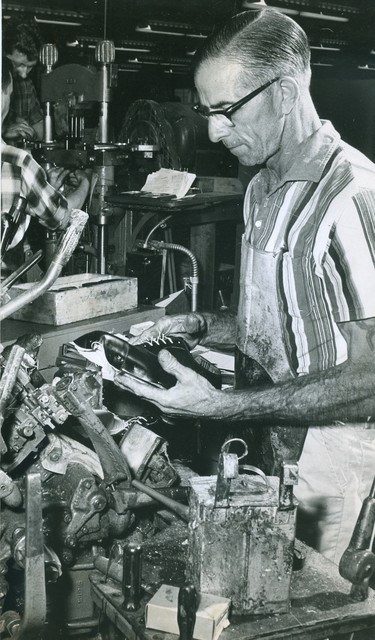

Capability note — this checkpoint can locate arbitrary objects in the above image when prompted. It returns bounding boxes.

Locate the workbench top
[89,532,375,640]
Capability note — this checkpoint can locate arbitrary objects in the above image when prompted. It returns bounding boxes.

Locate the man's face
[2,75,13,123]
[195,57,285,167]
[6,49,37,80]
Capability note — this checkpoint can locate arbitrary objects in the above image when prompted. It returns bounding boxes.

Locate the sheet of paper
[141,168,196,199]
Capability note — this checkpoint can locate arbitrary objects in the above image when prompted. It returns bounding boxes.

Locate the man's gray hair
[194,7,311,89]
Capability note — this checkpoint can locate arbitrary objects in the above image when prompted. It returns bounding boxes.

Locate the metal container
[9,273,137,325]
[187,472,297,616]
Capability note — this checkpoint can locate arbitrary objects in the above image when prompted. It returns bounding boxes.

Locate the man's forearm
[199,309,237,347]
[66,180,90,211]
[209,360,375,426]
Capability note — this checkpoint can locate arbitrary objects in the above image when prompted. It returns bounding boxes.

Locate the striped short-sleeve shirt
[243,121,375,376]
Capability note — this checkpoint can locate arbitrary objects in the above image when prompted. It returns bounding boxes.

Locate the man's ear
[278,76,300,115]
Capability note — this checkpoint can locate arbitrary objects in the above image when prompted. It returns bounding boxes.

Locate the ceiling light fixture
[312,62,334,67]
[311,46,341,52]
[128,58,188,67]
[136,25,206,38]
[358,65,375,71]
[115,46,151,53]
[300,12,348,23]
[35,17,82,27]
[269,7,299,16]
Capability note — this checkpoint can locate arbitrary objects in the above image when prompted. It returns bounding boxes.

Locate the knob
[95,40,115,64]
[39,43,58,72]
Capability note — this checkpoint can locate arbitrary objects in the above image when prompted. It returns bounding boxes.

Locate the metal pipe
[147,240,199,312]
[0,345,26,444]
[144,215,172,246]
[131,478,189,521]
[1,250,43,295]
[0,209,88,322]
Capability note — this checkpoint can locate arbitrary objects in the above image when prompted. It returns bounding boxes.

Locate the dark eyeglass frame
[192,76,280,121]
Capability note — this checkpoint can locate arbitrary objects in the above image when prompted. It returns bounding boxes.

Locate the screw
[49,451,61,462]
[92,496,106,511]
[65,535,76,548]
[64,513,72,524]
[83,479,92,489]
[21,427,34,438]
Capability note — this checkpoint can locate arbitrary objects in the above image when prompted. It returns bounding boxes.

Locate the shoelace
[144,333,174,347]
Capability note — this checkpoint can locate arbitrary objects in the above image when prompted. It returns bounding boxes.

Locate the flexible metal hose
[147,240,199,312]
[0,209,88,322]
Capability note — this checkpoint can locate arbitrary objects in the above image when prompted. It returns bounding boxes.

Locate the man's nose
[207,116,230,144]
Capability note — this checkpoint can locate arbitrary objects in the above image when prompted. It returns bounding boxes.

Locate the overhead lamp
[136,25,206,38]
[35,17,82,27]
[312,62,334,67]
[115,46,151,53]
[311,46,341,52]
[358,65,375,71]
[300,12,348,23]
[371,50,375,55]
[128,58,188,68]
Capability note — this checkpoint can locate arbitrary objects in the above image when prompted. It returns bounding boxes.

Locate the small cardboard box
[9,273,137,325]
[145,584,230,640]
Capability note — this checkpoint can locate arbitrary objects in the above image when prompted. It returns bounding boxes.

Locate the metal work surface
[90,539,375,640]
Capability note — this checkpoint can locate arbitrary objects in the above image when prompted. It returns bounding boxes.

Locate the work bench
[89,532,375,640]
[1,306,165,382]
[105,191,244,310]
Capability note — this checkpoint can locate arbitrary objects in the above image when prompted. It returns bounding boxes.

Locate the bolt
[49,451,61,462]
[20,426,34,438]
[82,526,88,534]
[65,535,76,548]
[92,496,106,511]
[64,513,72,524]
[61,550,74,565]
[83,479,92,489]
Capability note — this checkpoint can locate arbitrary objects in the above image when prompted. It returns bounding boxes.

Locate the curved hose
[147,240,199,312]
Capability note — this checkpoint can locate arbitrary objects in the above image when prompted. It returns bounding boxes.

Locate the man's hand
[130,313,207,349]
[67,168,92,188]
[114,349,221,419]
[3,119,36,141]
[46,167,70,190]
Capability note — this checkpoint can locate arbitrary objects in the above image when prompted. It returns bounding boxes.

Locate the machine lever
[177,584,197,640]
[339,476,375,601]
[122,544,143,611]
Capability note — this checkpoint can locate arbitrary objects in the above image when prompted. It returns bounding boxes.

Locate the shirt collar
[254,120,341,201]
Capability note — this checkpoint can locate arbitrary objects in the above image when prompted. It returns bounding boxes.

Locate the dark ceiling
[2,0,375,76]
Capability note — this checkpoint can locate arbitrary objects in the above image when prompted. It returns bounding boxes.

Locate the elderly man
[1,56,90,253]
[115,7,375,564]
[2,17,44,141]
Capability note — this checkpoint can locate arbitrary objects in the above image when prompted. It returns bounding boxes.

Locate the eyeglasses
[192,76,280,123]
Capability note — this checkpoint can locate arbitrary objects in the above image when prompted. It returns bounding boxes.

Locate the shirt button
[255,220,262,228]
